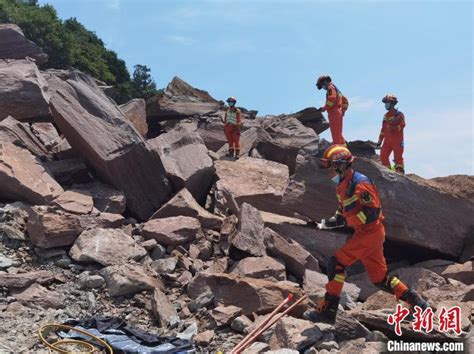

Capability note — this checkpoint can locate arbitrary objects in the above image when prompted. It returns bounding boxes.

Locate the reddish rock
[52,190,94,215]
[268,317,322,351]
[230,203,267,258]
[30,122,61,150]
[188,272,306,316]
[0,59,50,121]
[47,70,171,220]
[72,181,126,214]
[210,305,242,325]
[215,157,289,215]
[440,261,473,285]
[0,270,55,288]
[27,207,123,249]
[230,256,286,281]
[151,288,179,328]
[100,263,164,297]
[0,24,48,64]
[0,143,63,205]
[142,216,201,246]
[120,98,148,137]
[0,116,50,157]
[13,283,64,310]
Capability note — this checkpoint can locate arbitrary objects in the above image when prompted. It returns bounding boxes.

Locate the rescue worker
[377,94,406,174]
[316,75,349,145]
[303,145,428,323]
[223,97,242,159]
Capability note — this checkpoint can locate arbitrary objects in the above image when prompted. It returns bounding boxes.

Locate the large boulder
[119,98,148,137]
[268,317,322,351]
[142,216,201,246]
[70,228,147,266]
[148,128,214,203]
[26,207,124,249]
[230,203,267,259]
[215,157,290,215]
[0,143,63,204]
[282,153,474,259]
[0,116,50,158]
[0,59,50,121]
[46,70,171,220]
[187,272,307,316]
[150,188,222,230]
[279,107,329,135]
[0,24,48,64]
[257,116,319,174]
[13,283,64,310]
[146,76,221,121]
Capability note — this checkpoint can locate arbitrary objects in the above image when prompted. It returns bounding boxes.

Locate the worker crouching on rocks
[223,97,242,160]
[304,144,428,323]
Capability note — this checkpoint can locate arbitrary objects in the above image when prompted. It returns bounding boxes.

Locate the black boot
[395,166,405,174]
[234,149,240,160]
[227,149,234,158]
[400,288,429,311]
[303,293,340,324]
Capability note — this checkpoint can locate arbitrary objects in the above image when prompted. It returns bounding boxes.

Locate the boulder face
[0,116,50,158]
[148,128,215,203]
[142,216,201,246]
[0,59,51,121]
[280,107,329,135]
[0,24,48,64]
[120,98,148,137]
[215,157,290,215]
[47,70,171,220]
[146,76,221,121]
[0,143,63,205]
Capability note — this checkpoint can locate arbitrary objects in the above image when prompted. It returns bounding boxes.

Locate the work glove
[317,107,326,113]
[374,141,382,149]
[318,214,345,230]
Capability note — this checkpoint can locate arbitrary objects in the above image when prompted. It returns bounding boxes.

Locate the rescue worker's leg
[304,228,381,323]
[233,126,241,159]
[362,229,428,310]
[327,108,345,145]
[224,124,234,157]
[380,140,393,168]
[393,139,405,174]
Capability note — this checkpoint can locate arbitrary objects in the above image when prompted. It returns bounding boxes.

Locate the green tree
[0,0,160,104]
[131,64,158,99]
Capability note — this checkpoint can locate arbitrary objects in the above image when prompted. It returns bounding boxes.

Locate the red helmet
[320,144,354,169]
[226,96,237,103]
[316,75,332,90]
[382,94,398,104]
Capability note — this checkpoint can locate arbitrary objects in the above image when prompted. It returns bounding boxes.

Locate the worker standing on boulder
[223,97,242,160]
[316,75,349,145]
[304,144,428,324]
[376,94,406,174]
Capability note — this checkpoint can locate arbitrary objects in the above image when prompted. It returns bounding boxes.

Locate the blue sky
[39,0,473,178]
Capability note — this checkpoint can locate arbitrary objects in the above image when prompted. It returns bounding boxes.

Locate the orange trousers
[327,107,345,145]
[380,136,404,168]
[326,224,408,299]
[224,124,240,151]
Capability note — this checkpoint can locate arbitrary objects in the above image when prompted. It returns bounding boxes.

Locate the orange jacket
[335,169,384,231]
[323,83,348,113]
[378,109,405,142]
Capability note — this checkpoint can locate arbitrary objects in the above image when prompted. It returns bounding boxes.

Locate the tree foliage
[0,0,158,103]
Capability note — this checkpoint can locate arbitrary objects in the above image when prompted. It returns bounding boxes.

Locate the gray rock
[188,292,214,312]
[78,273,105,289]
[151,288,180,328]
[150,244,167,260]
[151,257,178,274]
[0,256,14,270]
[231,315,253,333]
[176,321,198,341]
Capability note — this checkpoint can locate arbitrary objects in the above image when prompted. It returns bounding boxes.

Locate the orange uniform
[224,107,242,153]
[325,169,409,300]
[378,109,406,171]
[322,83,347,145]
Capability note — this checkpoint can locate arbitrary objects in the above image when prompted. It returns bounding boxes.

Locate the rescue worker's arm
[236,109,242,129]
[377,120,387,146]
[344,183,381,227]
[341,95,349,116]
[321,86,338,112]
[320,205,345,229]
